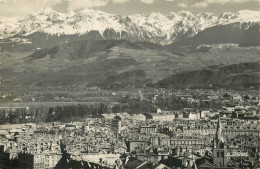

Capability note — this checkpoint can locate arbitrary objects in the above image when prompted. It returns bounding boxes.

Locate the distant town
[0,88,259,169]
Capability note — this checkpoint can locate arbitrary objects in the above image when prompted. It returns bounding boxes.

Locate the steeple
[213,116,228,167]
[213,116,225,148]
[216,116,223,142]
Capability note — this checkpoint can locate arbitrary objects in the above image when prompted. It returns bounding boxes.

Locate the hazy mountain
[155,62,260,89]
[1,38,260,91]
[167,22,260,50]
[26,40,162,61]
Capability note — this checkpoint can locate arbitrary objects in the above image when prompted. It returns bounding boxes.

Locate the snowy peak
[217,10,260,24]
[38,7,57,15]
[77,8,113,16]
[1,9,260,44]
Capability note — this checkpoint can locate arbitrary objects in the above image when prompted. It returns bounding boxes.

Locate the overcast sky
[0,0,260,18]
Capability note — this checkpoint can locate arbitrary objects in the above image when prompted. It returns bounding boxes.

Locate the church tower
[213,117,228,167]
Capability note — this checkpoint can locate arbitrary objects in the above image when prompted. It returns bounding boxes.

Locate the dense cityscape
[0,89,259,169]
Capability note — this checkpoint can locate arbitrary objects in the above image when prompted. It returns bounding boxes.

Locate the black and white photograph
[0,0,260,168]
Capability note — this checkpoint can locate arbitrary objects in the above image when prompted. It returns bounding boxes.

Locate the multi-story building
[126,140,149,153]
[18,152,45,169]
[111,119,122,133]
[140,125,157,134]
[148,113,175,121]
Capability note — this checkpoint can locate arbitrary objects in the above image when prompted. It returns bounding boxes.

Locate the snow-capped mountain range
[1,8,260,44]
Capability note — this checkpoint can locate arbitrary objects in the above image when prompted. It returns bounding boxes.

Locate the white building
[226,107,235,112]
[131,114,146,121]
[150,113,175,121]
[101,113,116,120]
[200,110,210,118]
[187,113,200,120]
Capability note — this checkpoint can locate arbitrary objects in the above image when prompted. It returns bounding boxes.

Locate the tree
[0,111,6,124]
[97,103,107,114]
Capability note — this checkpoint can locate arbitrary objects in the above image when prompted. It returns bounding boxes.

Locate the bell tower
[213,117,228,167]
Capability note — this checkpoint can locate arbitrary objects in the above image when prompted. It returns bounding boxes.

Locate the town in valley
[0,88,259,169]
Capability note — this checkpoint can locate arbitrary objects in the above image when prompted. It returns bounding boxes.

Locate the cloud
[67,0,109,11]
[113,0,129,3]
[192,0,255,8]
[0,0,62,17]
[177,2,188,8]
[0,0,114,16]
[0,0,157,17]
[192,1,207,8]
[0,0,258,18]
[140,0,154,4]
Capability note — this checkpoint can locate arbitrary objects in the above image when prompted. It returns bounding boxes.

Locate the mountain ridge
[1,8,259,92]
[1,8,260,45]
[154,62,260,90]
